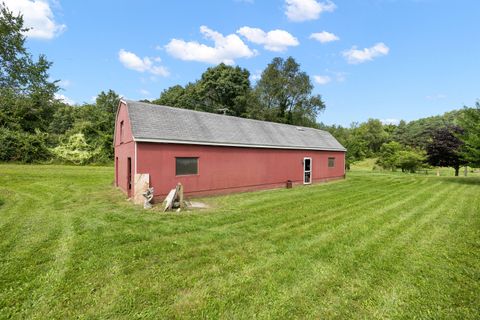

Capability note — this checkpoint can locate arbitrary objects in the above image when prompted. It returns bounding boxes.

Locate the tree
[0,4,58,132]
[68,90,120,162]
[376,141,402,170]
[426,125,466,176]
[154,64,252,117]
[396,150,425,173]
[458,102,480,167]
[355,119,390,155]
[154,85,186,107]
[254,56,325,126]
[196,63,251,116]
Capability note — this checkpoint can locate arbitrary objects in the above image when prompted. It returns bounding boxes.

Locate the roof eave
[134,137,347,152]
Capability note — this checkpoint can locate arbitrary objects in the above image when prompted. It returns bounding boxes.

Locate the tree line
[319,108,480,175]
[1,4,479,173]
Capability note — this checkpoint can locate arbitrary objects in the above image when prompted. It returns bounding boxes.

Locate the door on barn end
[127,157,132,197]
[303,157,312,184]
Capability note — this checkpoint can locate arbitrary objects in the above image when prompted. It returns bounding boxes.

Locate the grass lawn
[351,158,480,177]
[0,164,479,319]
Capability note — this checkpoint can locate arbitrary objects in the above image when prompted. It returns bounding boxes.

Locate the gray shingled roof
[124,100,346,151]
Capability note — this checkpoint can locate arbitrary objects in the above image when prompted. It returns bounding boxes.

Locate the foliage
[48,103,76,135]
[154,57,324,127]
[154,64,252,117]
[392,110,462,149]
[0,128,51,162]
[355,119,390,155]
[254,56,325,126]
[197,63,251,116]
[426,125,466,176]
[458,102,480,167]
[396,149,426,173]
[0,4,58,134]
[154,85,188,107]
[50,133,100,165]
[376,142,425,172]
[376,141,403,170]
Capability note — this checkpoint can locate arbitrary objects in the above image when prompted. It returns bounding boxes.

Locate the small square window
[176,157,198,176]
[328,157,335,168]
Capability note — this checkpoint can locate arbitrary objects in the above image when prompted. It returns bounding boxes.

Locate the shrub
[376,141,402,171]
[51,133,100,165]
[0,128,51,163]
[396,150,426,173]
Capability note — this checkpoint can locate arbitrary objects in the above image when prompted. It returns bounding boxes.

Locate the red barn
[114,100,346,203]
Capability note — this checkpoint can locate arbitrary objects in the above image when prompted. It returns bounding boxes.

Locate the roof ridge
[124,99,331,135]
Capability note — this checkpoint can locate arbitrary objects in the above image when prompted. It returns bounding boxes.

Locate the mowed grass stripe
[0,164,479,319]
[190,181,452,316]
[107,180,444,318]
[237,182,460,319]
[159,178,437,273]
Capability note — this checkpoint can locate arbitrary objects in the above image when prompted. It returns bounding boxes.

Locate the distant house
[114,100,346,202]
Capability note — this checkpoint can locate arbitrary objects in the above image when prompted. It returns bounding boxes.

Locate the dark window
[328,157,335,168]
[120,121,124,143]
[176,157,198,176]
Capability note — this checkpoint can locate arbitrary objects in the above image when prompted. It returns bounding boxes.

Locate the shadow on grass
[443,177,480,186]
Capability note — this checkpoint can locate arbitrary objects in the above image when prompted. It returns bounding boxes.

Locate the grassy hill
[0,164,479,319]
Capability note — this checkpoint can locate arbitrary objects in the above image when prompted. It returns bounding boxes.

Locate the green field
[0,164,479,319]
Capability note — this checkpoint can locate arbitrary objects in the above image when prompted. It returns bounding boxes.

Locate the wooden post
[464,166,468,177]
[177,183,184,208]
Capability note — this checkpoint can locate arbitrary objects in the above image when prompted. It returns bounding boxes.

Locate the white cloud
[139,89,150,96]
[4,0,66,39]
[118,49,169,76]
[58,79,71,88]
[165,26,256,65]
[313,75,331,85]
[381,118,400,125]
[237,27,299,52]
[310,31,339,43]
[55,93,75,105]
[342,42,390,64]
[285,0,336,22]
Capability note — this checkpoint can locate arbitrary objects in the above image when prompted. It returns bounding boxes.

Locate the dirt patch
[186,201,210,209]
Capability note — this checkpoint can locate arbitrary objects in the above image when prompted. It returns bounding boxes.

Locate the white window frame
[303,157,312,185]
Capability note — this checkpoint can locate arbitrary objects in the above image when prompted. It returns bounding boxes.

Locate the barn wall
[136,142,345,198]
[114,102,136,196]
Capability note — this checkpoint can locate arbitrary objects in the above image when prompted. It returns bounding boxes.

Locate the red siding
[114,102,136,197]
[136,142,345,198]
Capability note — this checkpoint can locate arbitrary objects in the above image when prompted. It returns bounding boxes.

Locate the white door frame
[303,157,312,184]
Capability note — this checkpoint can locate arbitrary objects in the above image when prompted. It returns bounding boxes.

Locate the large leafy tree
[355,119,390,155]
[254,56,325,126]
[154,64,252,117]
[0,4,58,132]
[458,102,480,167]
[197,63,251,116]
[426,125,466,176]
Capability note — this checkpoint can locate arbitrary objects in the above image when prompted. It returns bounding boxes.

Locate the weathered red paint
[114,102,136,197]
[136,143,345,198]
[114,101,346,199]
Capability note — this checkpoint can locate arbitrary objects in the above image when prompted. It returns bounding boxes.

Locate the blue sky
[6,0,480,126]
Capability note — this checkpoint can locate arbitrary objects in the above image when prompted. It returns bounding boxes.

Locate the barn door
[304,157,312,184]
